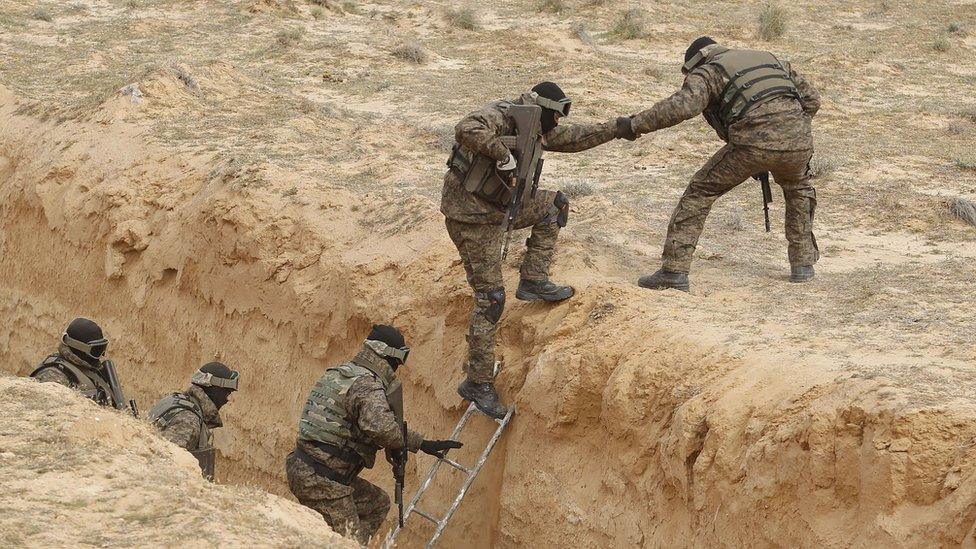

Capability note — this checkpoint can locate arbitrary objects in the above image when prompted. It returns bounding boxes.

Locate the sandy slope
[0,0,975,547]
[0,375,355,548]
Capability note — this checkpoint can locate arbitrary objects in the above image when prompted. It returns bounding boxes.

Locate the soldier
[627,37,822,291]
[147,362,240,481]
[443,81,637,418]
[30,317,119,407]
[286,325,462,545]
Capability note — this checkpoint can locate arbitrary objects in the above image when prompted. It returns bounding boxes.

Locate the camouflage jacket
[631,62,821,151]
[156,384,222,451]
[32,344,116,407]
[441,98,620,224]
[298,348,424,476]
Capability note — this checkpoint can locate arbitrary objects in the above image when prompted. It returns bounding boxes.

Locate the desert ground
[1,0,975,547]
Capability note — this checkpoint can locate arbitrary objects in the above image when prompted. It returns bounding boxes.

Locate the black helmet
[191,361,240,409]
[530,81,572,133]
[683,36,718,73]
[62,317,108,366]
[365,324,410,370]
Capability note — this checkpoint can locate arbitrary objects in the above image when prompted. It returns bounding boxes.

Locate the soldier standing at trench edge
[443,81,637,418]
[627,37,822,291]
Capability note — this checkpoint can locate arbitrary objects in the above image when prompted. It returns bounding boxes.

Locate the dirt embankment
[0,375,354,548]
[1,75,975,549]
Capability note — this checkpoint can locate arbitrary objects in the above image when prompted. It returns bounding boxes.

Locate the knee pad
[554,191,569,228]
[484,288,506,324]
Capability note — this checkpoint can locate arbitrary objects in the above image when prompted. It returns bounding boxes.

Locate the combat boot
[457,379,508,419]
[790,265,815,283]
[515,278,574,302]
[637,268,690,292]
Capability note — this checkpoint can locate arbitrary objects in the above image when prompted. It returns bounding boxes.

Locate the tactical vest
[696,47,799,135]
[298,360,402,469]
[447,100,545,208]
[147,393,215,480]
[30,355,114,407]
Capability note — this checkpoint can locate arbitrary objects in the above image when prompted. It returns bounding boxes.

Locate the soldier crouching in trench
[30,317,126,408]
[147,362,240,481]
[443,81,638,419]
[286,325,462,545]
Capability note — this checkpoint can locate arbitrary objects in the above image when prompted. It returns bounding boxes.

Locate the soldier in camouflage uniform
[286,325,462,545]
[626,37,822,291]
[147,362,240,481]
[443,81,637,418]
[30,317,119,407]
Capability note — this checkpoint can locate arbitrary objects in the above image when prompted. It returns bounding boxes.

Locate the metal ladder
[383,401,515,548]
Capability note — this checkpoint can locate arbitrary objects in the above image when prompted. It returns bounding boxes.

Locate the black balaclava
[685,36,718,65]
[198,361,235,409]
[368,324,406,370]
[65,317,106,367]
[531,81,567,134]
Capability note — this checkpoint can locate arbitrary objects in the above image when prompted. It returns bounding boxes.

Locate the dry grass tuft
[933,35,951,52]
[537,0,566,13]
[168,61,199,92]
[947,22,966,35]
[446,7,477,30]
[609,8,646,40]
[310,6,324,19]
[757,1,788,41]
[561,179,596,198]
[30,7,53,22]
[808,154,838,179]
[573,24,597,47]
[392,41,428,64]
[721,213,744,232]
[644,65,666,81]
[962,106,976,123]
[342,1,359,14]
[275,27,304,47]
[946,197,976,227]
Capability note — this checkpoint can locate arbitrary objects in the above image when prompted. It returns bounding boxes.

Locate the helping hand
[615,116,638,141]
[420,439,463,458]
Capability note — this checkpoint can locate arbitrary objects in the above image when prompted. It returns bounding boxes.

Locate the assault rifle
[393,421,408,527]
[754,172,773,232]
[103,360,138,418]
[499,103,545,260]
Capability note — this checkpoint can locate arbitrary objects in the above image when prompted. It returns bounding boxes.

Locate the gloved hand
[496,154,518,184]
[420,439,463,458]
[615,116,638,141]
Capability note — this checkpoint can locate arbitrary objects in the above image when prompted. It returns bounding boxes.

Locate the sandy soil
[0,0,975,547]
[0,375,355,548]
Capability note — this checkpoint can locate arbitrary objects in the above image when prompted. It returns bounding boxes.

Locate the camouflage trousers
[663,144,819,273]
[446,189,561,384]
[285,452,390,545]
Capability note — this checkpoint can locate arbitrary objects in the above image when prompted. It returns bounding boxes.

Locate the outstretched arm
[543,119,619,153]
[630,71,715,136]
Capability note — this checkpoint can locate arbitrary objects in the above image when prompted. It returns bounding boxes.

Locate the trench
[2,98,976,548]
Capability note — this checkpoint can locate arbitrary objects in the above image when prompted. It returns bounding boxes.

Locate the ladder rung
[441,457,472,474]
[412,508,441,524]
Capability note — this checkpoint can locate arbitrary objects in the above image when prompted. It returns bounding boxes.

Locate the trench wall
[1,94,975,548]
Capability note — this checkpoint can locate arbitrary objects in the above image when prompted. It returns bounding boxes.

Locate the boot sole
[515,288,574,302]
